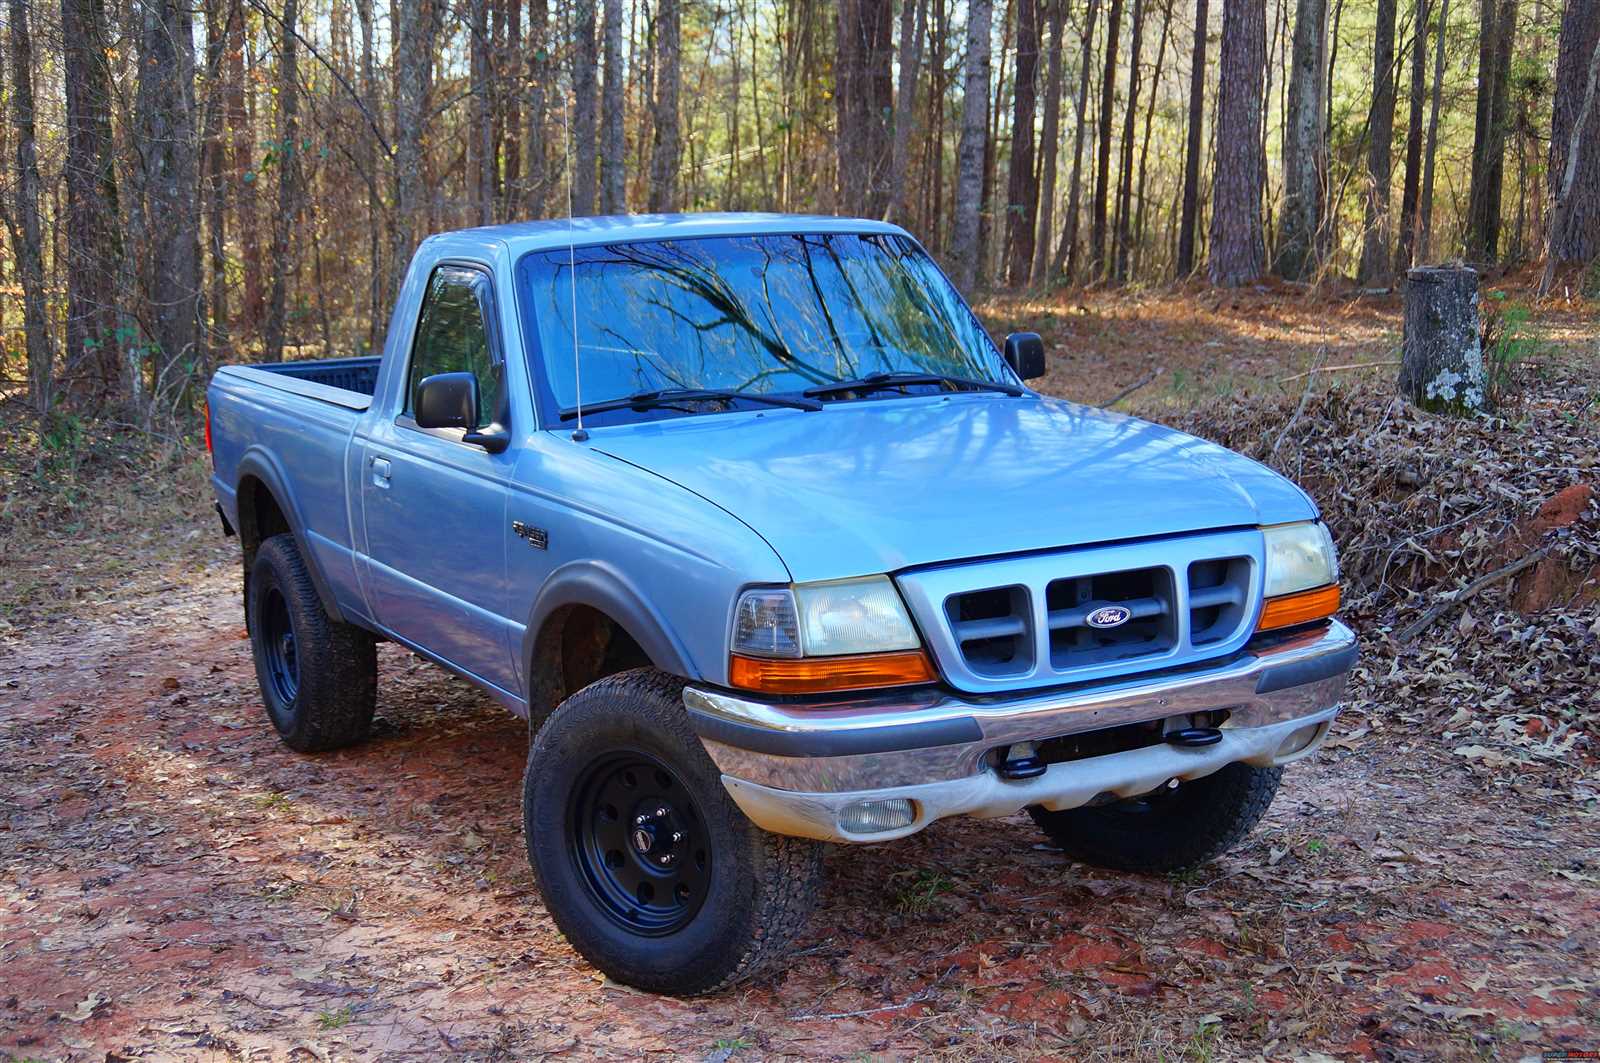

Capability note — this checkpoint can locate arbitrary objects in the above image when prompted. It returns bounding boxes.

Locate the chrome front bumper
[684,620,1357,843]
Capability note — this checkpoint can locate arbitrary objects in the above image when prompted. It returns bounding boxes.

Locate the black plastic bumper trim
[1254,642,1358,694]
[687,707,983,758]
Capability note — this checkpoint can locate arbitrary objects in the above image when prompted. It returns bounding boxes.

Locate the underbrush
[0,406,225,636]
[1161,352,1600,741]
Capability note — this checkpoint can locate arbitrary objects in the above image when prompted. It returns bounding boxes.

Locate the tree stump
[1399,266,1487,415]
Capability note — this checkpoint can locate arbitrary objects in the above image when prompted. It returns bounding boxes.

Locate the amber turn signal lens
[1257,584,1340,631]
[728,650,937,694]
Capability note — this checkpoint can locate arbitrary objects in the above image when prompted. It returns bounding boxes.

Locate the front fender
[522,560,697,714]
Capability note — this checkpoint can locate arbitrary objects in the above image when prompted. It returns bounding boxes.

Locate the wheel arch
[234,448,346,623]
[522,562,698,727]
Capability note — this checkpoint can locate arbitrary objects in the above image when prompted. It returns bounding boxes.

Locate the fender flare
[235,447,347,623]
[522,561,697,716]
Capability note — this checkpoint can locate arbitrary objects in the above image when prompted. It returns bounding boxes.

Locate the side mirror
[1003,332,1046,381]
[415,372,479,430]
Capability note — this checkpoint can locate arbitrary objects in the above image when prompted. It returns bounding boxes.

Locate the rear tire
[247,533,377,752]
[1028,762,1282,873]
[523,668,823,996]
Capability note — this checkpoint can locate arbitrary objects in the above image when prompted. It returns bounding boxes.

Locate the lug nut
[660,853,675,864]
[654,807,667,818]
[671,831,683,843]
[635,814,648,825]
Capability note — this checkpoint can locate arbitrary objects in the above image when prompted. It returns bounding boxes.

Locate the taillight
[204,400,213,456]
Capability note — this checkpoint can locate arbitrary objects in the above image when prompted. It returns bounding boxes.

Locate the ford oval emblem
[1086,605,1133,629]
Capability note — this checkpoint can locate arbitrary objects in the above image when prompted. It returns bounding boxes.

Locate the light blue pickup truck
[207,213,1356,995]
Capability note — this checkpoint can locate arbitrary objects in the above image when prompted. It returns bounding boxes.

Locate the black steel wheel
[259,584,301,716]
[524,668,823,996]
[246,533,377,753]
[569,751,712,935]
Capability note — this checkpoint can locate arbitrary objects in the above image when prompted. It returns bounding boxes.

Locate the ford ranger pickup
[206,213,1357,996]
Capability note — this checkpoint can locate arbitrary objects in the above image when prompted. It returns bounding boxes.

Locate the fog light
[837,798,916,835]
[1275,722,1324,759]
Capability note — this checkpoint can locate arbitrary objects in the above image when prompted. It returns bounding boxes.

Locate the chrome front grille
[897,530,1264,695]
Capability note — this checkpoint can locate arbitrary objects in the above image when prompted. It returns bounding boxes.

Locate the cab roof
[420,212,911,259]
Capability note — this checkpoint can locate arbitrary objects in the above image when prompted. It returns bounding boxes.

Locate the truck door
[360,264,519,696]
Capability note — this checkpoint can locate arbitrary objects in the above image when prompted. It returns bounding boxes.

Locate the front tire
[1028,762,1283,873]
[247,533,377,753]
[523,669,823,996]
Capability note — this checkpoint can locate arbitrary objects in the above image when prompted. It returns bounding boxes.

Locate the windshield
[516,232,1010,420]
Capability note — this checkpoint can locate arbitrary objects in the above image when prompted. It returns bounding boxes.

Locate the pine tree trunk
[200,0,232,362]
[836,0,895,216]
[470,0,493,225]
[573,0,599,216]
[1547,0,1600,266]
[233,6,263,345]
[890,0,928,223]
[1275,0,1326,279]
[1054,0,1099,278]
[600,0,625,213]
[1542,10,1600,292]
[502,0,522,219]
[1031,0,1065,282]
[7,0,55,413]
[355,0,382,347]
[1358,0,1397,282]
[1112,0,1146,281]
[1208,0,1267,286]
[1005,0,1041,285]
[1419,0,1448,259]
[1091,0,1125,277]
[1176,0,1209,276]
[1399,266,1486,414]
[1396,0,1429,269]
[1467,0,1516,260]
[526,0,549,219]
[951,0,993,291]
[392,0,432,281]
[264,0,301,362]
[1131,0,1173,273]
[648,0,682,212]
[135,0,202,399]
[60,0,123,399]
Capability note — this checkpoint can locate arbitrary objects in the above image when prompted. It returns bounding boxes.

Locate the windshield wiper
[802,371,1024,399]
[558,387,822,421]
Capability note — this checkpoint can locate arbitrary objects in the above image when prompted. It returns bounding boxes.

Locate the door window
[405,266,501,427]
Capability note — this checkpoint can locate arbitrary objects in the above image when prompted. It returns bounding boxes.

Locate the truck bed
[254,356,381,396]
[215,355,381,412]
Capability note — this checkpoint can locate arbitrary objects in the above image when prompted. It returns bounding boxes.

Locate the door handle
[370,456,392,488]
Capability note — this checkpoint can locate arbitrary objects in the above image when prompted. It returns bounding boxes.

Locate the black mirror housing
[1003,332,1046,381]
[415,372,480,430]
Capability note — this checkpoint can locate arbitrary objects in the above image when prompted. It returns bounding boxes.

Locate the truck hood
[586,394,1317,583]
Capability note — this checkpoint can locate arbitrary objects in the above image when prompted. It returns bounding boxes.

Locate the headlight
[1258,521,1340,631]
[729,577,933,693]
[1262,521,1338,598]
[732,577,920,657]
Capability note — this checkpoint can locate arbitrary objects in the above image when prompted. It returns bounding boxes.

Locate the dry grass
[0,412,228,638]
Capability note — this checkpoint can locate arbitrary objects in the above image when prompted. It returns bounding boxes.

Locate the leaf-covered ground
[2,288,1596,1060]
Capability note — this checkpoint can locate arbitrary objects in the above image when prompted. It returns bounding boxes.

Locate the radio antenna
[565,48,587,442]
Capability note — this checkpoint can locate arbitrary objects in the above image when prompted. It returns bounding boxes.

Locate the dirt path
[3,558,1596,1062]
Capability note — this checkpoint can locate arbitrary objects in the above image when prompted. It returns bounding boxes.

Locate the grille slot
[945,586,1032,677]
[1188,557,1251,646]
[1044,567,1175,669]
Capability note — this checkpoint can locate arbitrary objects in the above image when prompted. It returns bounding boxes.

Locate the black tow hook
[1165,727,1223,748]
[998,741,1048,780]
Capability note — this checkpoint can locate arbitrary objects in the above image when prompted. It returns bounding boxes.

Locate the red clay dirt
[3,564,1596,1061]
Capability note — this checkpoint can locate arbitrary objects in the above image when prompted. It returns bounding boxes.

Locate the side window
[405,266,502,427]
